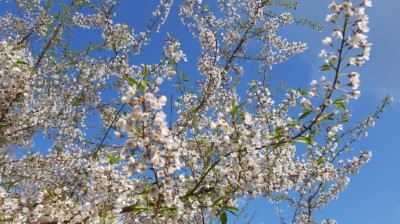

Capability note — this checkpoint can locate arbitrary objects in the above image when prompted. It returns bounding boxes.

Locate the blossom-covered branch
[0,0,390,223]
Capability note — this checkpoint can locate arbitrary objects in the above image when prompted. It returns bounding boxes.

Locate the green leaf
[225,206,239,215]
[298,87,308,96]
[220,211,227,224]
[75,0,85,6]
[71,97,82,106]
[132,204,149,212]
[299,111,311,120]
[183,74,190,82]
[54,145,63,152]
[107,215,118,221]
[230,101,235,111]
[313,157,326,165]
[297,134,314,145]
[213,196,225,206]
[190,106,197,112]
[230,102,243,119]
[317,113,334,123]
[143,65,149,78]
[45,188,57,197]
[195,128,201,135]
[168,61,175,67]
[333,99,346,111]
[2,180,19,191]
[14,60,28,65]
[0,215,11,222]
[124,76,139,87]
[320,64,333,71]
[106,154,120,165]
[296,137,308,144]
[274,139,286,147]
[141,80,149,91]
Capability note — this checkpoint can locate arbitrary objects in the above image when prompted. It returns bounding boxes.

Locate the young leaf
[334,99,346,111]
[320,64,333,71]
[220,211,227,224]
[124,75,139,87]
[299,111,311,120]
[14,60,28,65]
[313,157,326,165]
[106,154,120,165]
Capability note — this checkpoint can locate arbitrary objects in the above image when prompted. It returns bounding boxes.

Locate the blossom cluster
[0,40,36,148]
[0,0,390,223]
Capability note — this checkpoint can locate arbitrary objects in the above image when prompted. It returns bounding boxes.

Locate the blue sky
[2,0,399,223]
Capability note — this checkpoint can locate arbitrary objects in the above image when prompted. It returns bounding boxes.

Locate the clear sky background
[2,0,399,223]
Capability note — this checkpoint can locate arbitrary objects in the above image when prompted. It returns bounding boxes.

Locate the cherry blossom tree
[0,0,391,223]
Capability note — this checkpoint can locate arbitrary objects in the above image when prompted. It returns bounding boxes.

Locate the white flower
[210,122,217,129]
[308,89,316,98]
[144,93,155,101]
[158,95,168,106]
[341,2,352,10]
[4,198,18,210]
[345,9,355,19]
[132,105,143,119]
[0,188,7,198]
[149,186,159,198]
[244,112,253,125]
[121,95,130,103]
[322,37,332,46]
[348,72,360,79]
[324,99,333,106]
[300,97,311,107]
[126,86,136,97]
[363,0,372,7]
[348,72,360,89]
[192,200,200,209]
[349,82,359,90]
[328,2,339,11]
[354,7,365,16]
[351,91,361,99]
[223,135,230,142]
[326,14,339,23]
[220,122,230,132]
[332,30,343,39]
[155,77,163,85]
[348,57,357,65]
[347,33,368,48]
[327,55,337,65]
[310,80,318,86]
[319,49,329,58]
[331,124,343,133]
[358,20,370,33]
[114,131,123,138]
[149,100,161,110]
[154,111,166,126]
